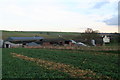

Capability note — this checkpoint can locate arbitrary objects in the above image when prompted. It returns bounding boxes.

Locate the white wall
[0,40,3,48]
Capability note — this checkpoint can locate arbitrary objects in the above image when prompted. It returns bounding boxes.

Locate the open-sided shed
[7,37,44,41]
[6,37,44,43]
[42,38,66,46]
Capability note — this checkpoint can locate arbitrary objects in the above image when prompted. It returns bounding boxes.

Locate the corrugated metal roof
[7,37,44,41]
[26,42,40,46]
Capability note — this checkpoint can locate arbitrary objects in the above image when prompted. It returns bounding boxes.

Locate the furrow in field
[11,53,111,79]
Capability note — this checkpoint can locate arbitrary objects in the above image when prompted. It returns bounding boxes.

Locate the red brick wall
[43,42,51,46]
[69,42,75,46]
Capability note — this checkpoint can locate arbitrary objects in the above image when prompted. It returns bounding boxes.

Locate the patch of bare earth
[11,53,112,79]
[24,46,119,51]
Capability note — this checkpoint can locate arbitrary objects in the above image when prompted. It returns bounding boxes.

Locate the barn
[4,37,44,48]
[42,38,66,46]
[7,37,44,42]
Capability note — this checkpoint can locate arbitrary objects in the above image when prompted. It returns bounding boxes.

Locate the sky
[0,0,119,33]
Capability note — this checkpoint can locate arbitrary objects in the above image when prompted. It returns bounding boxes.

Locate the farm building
[4,41,22,48]
[42,38,81,46]
[26,42,40,47]
[7,37,44,42]
[42,38,66,46]
[3,36,90,48]
[0,39,3,48]
[74,37,103,46]
[4,37,76,48]
[64,40,77,46]
[4,37,44,48]
[103,35,110,43]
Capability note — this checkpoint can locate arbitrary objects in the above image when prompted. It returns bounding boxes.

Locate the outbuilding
[26,42,40,46]
[103,35,110,43]
[0,39,3,48]
[4,41,22,48]
[42,38,65,46]
[7,37,44,42]
[4,37,44,48]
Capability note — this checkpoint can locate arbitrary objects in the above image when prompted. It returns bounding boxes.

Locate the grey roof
[7,37,44,41]
[26,42,40,46]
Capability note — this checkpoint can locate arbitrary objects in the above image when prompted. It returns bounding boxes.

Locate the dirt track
[11,53,111,79]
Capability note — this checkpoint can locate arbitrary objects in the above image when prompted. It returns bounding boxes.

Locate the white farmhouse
[103,35,110,43]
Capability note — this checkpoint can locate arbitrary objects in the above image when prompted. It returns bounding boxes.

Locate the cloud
[0,0,118,32]
[104,15,118,26]
[93,1,109,9]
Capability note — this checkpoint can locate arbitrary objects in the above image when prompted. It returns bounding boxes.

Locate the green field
[2,30,119,46]
[2,48,119,79]
[2,31,57,40]
[2,31,80,40]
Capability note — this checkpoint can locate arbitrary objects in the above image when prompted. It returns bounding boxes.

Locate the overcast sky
[0,0,119,33]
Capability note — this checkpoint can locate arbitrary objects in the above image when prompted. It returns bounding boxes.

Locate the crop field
[2,47,119,79]
[2,31,57,40]
[2,31,80,40]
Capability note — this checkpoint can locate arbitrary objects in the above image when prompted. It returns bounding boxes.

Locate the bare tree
[85,28,93,33]
[82,28,101,45]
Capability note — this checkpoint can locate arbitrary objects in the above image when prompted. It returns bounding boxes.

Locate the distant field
[2,48,119,79]
[2,31,119,46]
[2,31,57,40]
[2,31,80,40]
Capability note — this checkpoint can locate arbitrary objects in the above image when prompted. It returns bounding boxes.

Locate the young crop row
[2,49,70,78]
[11,53,101,79]
[2,48,119,79]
